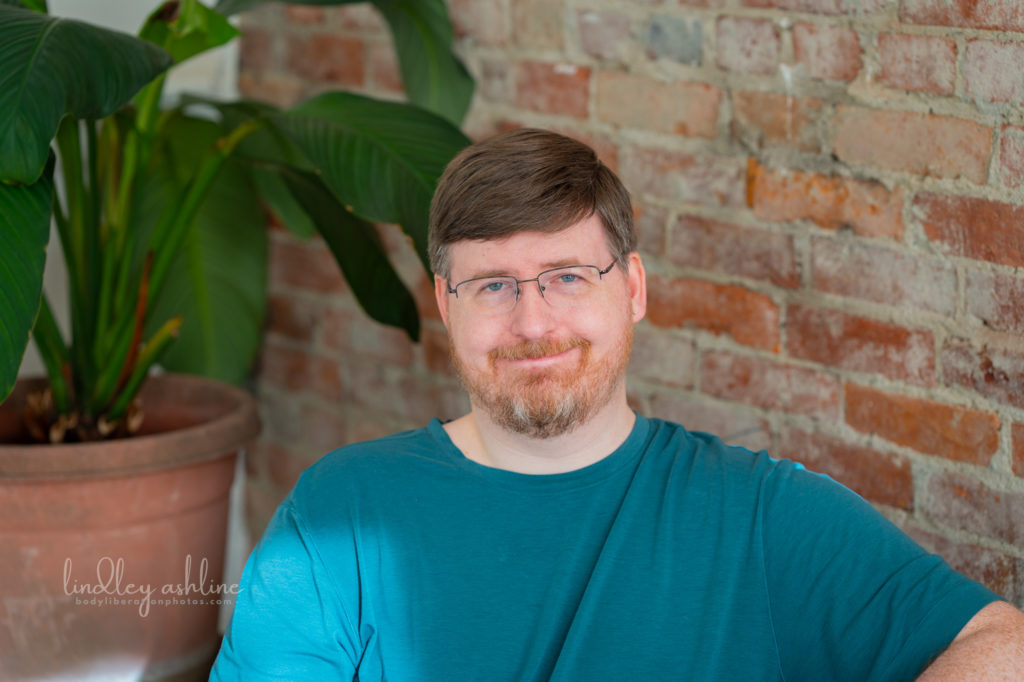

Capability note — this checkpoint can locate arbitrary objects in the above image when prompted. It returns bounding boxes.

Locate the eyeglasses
[447,261,618,316]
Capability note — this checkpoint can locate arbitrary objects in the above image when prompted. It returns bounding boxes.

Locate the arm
[917,601,1024,680]
[210,501,361,681]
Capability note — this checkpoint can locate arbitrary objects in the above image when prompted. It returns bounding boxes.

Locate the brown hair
[428,128,636,278]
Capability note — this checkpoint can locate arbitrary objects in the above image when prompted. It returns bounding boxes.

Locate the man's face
[435,214,647,439]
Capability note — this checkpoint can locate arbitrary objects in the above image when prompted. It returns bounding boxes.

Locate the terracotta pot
[0,374,260,681]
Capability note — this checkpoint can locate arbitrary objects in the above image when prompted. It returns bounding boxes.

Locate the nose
[508,279,557,338]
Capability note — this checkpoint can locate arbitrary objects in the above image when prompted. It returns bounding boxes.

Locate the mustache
[489,337,590,362]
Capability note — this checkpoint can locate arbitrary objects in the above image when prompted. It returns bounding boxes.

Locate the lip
[501,346,578,369]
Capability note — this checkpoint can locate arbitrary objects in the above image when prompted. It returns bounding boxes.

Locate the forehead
[447,214,609,279]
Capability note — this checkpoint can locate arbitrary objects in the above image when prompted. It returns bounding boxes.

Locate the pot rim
[0,373,261,479]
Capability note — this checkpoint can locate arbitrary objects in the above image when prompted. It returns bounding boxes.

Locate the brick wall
[238,0,1024,605]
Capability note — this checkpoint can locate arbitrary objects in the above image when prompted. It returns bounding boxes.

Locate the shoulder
[642,416,818,486]
[287,421,453,514]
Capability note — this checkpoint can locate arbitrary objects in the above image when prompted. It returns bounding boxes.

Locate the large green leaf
[139,0,239,65]
[272,92,470,270]
[0,164,53,401]
[281,168,419,339]
[179,96,317,238]
[0,5,172,183]
[214,0,473,125]
[135,115,267,385]
[375,0,474,125]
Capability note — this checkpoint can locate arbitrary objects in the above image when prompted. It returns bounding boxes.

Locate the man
[212,129,1024,680]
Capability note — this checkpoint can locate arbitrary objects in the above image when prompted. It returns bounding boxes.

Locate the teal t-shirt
[212,415,998,681]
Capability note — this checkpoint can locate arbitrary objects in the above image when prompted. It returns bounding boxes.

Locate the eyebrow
[460,258,583,281]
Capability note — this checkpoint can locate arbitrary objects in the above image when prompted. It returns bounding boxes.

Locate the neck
[443,387,637,475]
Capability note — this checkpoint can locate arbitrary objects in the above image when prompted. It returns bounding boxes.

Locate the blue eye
[484,281,506,292]
[557,274,579,284]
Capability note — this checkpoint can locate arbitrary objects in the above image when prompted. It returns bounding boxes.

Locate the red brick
[731,91,825,153]
[513,0,565,50]
[421,326,455,377]
[779,428,913,510]
[628,326,696,389]
[1000,126,1024,188]
[647,276,781,351]
[647,391,771,452]
[793,23,862,82]
[237,73,304,109]
[596,73,721,138]
[906,525,1022,601]
[716,17,780,75]
[258,390,305,445]
[878,33,957,95]
[810,237,957,316]
[942,340,1024,411]
[743,0,888,12]
[1013,423,1024,477]
[344,360,408,416]
[578,10,631,61]
[269,236,348,294]
[701,351,840,419]
[966,269,1024,336]
[239,28,272,73]
[450,0,508,47]
[476,59,510,105]
[268,443,316,492]
[399,379,469,424]
[900,0,1024,32]
[301,402,349,454]
[414,270,442,322]
[350,317,415,366]
[965,40,1024,104]
[622,147,746,207]
[368,40,403,94]
[845,383,1000,465]
[266,293,320,343]
[319,307,354,352]
[285,6,325,24]
[644,14,704,65]
[787,305,936,386]
[336,4,387,33]
[634,202,668,256]
[515,61,591,118]
[747,160,904,239]
[287,34,365,87]
[259,342,344,402]
[834,107,992,184]
[245,480,287,540]
[666,215,800,289]
[927,471,1024,546]
[916,193,1024,269]
[346,411,406,445]
[245,439,271,480]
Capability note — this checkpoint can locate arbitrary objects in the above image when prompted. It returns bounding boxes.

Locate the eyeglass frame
[445,260,619,314]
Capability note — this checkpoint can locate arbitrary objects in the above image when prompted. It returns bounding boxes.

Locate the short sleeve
[210,501,360,681]
[761,461,1000,681]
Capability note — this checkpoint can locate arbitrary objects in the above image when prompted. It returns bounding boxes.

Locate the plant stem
[148,118,263,301]
[33,296,72,414]
[106,316,181,420]
[55,118,96,400]
[88,253,151,414]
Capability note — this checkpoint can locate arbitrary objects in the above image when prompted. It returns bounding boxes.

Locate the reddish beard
[450,330,633,439]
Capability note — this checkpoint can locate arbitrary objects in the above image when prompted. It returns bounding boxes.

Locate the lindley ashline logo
[63,555,241,618]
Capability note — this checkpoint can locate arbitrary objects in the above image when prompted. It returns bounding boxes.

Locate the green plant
[0,0,473,441]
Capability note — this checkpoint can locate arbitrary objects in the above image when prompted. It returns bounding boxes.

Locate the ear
[625,252,647,324]
[435,274,451,328]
